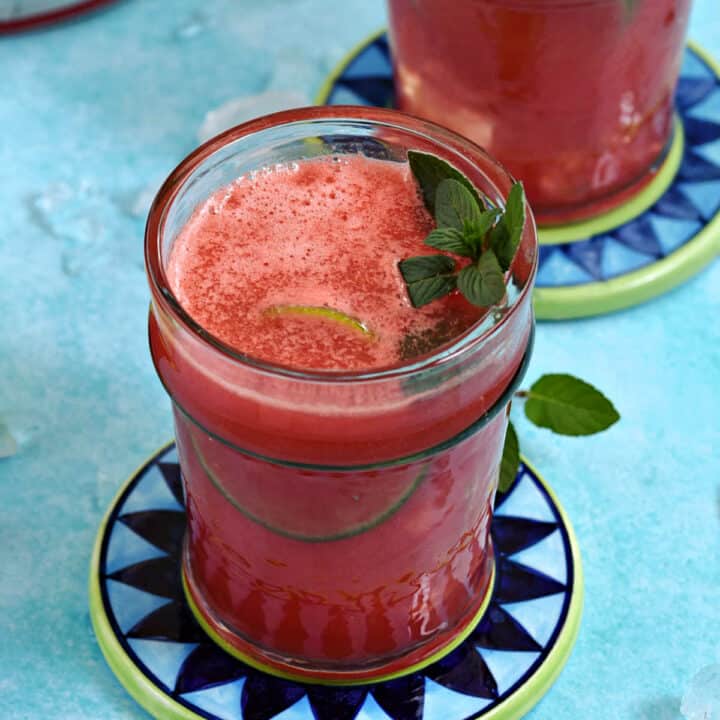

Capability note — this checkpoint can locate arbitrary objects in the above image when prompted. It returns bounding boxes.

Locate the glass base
[535,118,683,230]
[89,442,582,720]
[181,543,496,686]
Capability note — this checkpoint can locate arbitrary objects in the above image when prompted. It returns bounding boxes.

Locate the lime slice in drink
[191,433,428,543]
[264,304,374,338]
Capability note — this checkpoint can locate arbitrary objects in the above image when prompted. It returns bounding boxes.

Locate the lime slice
[264,304,374,338]
[191,434,428,543]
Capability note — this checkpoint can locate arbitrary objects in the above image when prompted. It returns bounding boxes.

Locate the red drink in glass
[388,0,692,223]
[145,107,537,683]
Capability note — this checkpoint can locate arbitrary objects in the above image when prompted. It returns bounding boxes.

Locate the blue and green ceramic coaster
[317,32,720,319]
[89,444,583,720]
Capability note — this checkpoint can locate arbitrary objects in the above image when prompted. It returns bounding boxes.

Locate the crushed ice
[682,665,720,720]
[197,90,311,144]
[28,180,137,274]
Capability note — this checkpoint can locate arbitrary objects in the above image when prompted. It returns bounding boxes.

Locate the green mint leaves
[457,250,506,308]
[498,421,520,493]
[523,374,621,436]
[398,254,457,308]
[424,227,473,256]
[499,375,620,493]
[435,178,484,230]
[400,151,526,309]
[490,182,526,271]
[407,150,483,214]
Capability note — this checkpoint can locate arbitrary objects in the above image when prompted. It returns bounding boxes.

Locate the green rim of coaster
[315,27,388,108]
[88,442,197,720]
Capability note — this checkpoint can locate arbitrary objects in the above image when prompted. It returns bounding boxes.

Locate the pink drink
[167,155,482,371]
[146,107,537,683]
[388,0,692,223]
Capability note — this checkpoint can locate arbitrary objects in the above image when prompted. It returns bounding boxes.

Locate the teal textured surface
[0,1,718,718]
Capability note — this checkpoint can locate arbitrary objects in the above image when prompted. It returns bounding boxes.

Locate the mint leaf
[489,182,526,271]
[498,421,519,493]
[524,374,620,436]
[464,208,502,256]
[404,275,457,308]
[408,150,484,215]
[435,178,483,230]
[456,250,505,307]
[504,181,526,244]
[398,254,455,281]
[424,227,473,257]
[399,255,457,307]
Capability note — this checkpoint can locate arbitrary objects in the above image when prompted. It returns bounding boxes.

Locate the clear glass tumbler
[145,106,538,683]
[388,0,692,224]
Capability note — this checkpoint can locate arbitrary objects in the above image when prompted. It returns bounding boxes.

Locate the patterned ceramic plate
[318,33,720,319]
[90,444,582,720]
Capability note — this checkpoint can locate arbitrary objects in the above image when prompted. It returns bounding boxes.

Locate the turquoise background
[0,1,718,718]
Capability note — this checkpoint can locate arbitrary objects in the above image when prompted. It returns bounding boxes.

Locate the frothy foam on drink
[167,155,483,371]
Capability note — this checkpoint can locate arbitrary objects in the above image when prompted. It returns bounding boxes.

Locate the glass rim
[145,105,538,385]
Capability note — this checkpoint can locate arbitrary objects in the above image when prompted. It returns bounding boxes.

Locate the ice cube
[197,90,311,144]
[29,180,137,273]
[681,665,720,720]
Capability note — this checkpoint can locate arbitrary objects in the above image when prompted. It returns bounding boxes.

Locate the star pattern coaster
[318,33,720,319]
[90,444,582,720]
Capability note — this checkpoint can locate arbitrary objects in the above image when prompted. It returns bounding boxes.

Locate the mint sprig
[498,374,620,493]
[400,151,525,309]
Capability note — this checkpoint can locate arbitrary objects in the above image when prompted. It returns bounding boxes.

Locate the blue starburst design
[97,445,577,720]
[324,38,720,289]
